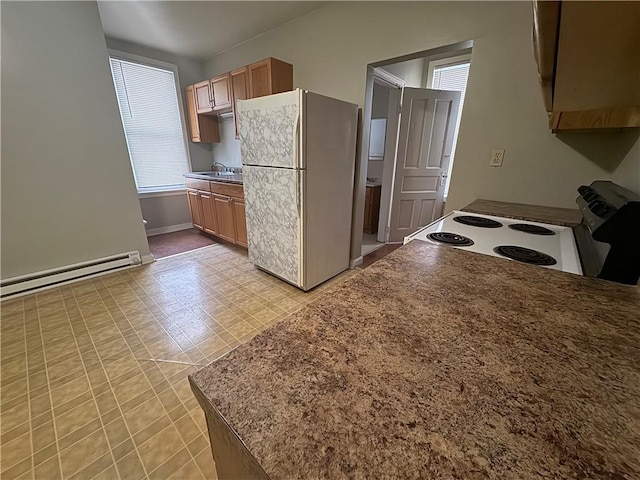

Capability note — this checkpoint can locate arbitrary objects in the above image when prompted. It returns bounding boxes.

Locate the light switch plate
[490,149,505,167]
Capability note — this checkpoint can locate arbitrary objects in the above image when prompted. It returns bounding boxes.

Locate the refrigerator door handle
[293,110,300,170]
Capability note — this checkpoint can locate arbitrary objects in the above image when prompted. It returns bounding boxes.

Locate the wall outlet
[490,149,505,167]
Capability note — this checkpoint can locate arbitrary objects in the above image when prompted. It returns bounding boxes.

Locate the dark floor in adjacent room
[147,229,218,259]
[361,244,402,268]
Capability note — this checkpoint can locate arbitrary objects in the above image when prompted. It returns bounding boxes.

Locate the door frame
[349,41,474,266]
[350,67,406,267]
[373,71,404,244]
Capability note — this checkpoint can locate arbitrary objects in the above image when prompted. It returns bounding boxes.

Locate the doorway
[355,41,473,263]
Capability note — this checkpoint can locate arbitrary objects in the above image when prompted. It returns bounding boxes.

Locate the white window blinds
[109,57,189,192]
[430,61,470,196]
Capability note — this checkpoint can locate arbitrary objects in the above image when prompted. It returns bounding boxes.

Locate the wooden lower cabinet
[363,185,381,234]
[212,193,236,243]
[186,179,248,248]
[232,199,247,247]
[200,192,218,235]
[187,189,204,230]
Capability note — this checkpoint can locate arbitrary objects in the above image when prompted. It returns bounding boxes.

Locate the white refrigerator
[237,89,358,291]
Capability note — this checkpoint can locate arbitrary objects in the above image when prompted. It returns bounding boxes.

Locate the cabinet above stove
[533,1,640,133]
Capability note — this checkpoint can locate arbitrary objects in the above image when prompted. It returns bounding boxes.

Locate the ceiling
[98,1,326,61]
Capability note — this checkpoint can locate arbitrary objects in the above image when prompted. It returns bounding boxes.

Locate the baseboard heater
[1,251,142,300]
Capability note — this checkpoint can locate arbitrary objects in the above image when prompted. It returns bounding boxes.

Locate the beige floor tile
[32,420,56,454]
[148,447,191,479]
[112,373,152,405]
[55,398,99,439]
[67,452,114,480]
[102,354,139,380]
[1,402,30,435]
[59,429,110,478]
[1,378,28,405]
[92,464,118,480]
[1,431,31,472]
[173,412,201,445]
[50,376,90,408]
[34,455,62,480]
[45,357,84,384]
[116,451,146,479]
[1,354,27,381]
[168,459,206,480]
[194,449,217,480]
[103,416,131,449]
[136,424,183,474]
[123,395,166,434]
[226,320,257,340]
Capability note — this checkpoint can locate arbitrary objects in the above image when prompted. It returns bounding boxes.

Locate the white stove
[404,210,582,275]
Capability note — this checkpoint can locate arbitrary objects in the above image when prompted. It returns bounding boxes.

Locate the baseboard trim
[350,256,363,268]
[145,223,193,237]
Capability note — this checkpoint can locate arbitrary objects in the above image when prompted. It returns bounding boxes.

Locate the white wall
[211,117,243,168]
[1,1,150,279]
[367,83,390,182]
[204,1,640,211]
[139,194,192,234]
[381,58,425,88]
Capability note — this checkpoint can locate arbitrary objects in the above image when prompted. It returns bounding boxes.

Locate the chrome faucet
[212,161,229,172]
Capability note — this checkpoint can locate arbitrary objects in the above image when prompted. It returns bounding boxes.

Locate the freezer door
[243,165,304,287]
[237,90,303,169]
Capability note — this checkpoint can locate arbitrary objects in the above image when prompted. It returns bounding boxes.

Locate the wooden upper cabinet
[185,86,200,142]
[194,81,213,114]
[210,73,232,111]
[185,85,220,143]
[533,1,640,132]
[247,58,293,99]
[231,67,249,138]
[231,67,249,104]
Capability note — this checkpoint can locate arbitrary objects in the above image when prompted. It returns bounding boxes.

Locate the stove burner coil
[427,232,474,246]
[453,216,503,228]
[508,224,556,236]
[493,245,557,266]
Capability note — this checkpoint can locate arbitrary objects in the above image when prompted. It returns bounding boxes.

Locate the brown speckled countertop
[184,172,243,184]
[463,199,582,226]
[190,242,640,479]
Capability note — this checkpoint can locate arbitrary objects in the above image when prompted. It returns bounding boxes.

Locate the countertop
[462,199,582,226]
[184,172,243,185]
[189,241,640,479]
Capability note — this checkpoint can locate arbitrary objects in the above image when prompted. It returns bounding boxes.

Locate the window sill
[138,187,187,199]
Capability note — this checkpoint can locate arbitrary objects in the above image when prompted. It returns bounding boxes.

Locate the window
[427,55,470,197]
[109,53,190,193]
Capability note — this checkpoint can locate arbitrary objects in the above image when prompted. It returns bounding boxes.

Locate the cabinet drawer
[186,178,211,192]
[209,182,244,198]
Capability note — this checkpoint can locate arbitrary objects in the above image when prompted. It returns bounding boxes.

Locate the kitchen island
[189,241,640,479]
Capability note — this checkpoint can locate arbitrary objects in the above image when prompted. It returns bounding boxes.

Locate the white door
[242,165,303,287]
[236,90,302,169]
[387,88,460,243]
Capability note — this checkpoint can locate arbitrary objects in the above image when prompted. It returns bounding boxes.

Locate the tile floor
[0,243,358,480]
